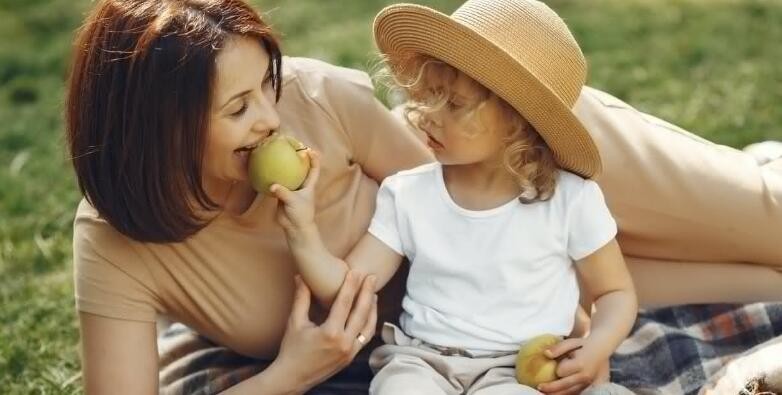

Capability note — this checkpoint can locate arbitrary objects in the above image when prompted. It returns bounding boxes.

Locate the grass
[0,0,780,392]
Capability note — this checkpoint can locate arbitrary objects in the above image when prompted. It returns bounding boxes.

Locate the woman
[67,0,429,393]
[66,0,782,394]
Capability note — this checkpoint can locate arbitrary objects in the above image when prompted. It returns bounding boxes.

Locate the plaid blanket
[158,303,782,395]
[158,324,375,395]
[610,302,782,395]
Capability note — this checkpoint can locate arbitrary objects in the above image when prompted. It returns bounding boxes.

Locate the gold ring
[357,334,367,345]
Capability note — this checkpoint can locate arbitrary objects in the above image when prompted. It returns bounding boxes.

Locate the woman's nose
[252,95,281,133]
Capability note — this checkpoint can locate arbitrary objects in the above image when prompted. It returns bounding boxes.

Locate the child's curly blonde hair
[379,55,559,203]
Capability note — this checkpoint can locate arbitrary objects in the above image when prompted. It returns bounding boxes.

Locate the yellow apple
[248,133,310,194]
[515,334,562,387]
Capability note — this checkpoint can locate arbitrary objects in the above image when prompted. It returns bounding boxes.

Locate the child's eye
[447,100,463,110]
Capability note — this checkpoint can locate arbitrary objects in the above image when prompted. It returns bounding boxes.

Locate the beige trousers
[575,87,782,307]
[369,323,540,395]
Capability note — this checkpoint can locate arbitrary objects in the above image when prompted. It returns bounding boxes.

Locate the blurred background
[0,0,780,392]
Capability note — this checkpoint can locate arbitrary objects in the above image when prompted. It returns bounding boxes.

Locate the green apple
[515,334,562,387]
[248,133,311,194]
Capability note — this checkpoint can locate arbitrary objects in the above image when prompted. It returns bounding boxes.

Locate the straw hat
[374,0,602,179]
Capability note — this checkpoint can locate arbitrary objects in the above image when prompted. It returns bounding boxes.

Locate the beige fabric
[73,56,431,358]
[626,257,782,308]
[574,87,782,306]
[369,323,540,395]
[578,87,782,267]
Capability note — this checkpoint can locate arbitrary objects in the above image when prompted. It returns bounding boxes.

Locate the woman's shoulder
[74,198,129,245]
[74,198,120,242]
[282,56,374,96]
[73,198,150,270]
[73,198,162,322]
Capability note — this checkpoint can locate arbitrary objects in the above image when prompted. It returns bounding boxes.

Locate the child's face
[420,73,507,167]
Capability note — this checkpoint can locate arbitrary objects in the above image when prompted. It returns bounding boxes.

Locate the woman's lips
[234,149,251,168]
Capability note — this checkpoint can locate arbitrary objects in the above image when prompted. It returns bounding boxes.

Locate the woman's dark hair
[66,0,282,243]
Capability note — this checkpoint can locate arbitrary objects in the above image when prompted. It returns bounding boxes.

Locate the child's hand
[536,337,608,395]
[270,149,321,233]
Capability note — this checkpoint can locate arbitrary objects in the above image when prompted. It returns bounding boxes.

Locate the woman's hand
[537,337,609,395]
[271,271,378,394]
[270,149,321,234]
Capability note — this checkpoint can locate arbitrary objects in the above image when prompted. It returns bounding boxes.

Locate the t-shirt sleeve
[73,212,159,323]
[299,59,432,182]
[367,178,404,255]
[567,180,618,260]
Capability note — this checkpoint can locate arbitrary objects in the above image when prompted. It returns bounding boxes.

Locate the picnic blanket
[158,324,375,395]
[610,303,782,394]
[158,302,782,395]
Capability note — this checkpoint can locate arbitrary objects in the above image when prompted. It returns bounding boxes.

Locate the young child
[271,0,638,393]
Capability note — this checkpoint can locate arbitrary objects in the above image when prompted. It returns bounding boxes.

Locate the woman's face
[203,35,280,192]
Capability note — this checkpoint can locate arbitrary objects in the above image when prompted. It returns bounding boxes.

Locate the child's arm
[270,150,404,308]
[285,227,403,308]
[539,239,637,394]
[575,239,637,358]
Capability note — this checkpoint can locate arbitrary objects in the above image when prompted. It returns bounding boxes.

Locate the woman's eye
[447,100,462,110]
[231,102,248,117]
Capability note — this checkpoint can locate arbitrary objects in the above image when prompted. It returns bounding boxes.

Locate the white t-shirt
[368,162,617,353]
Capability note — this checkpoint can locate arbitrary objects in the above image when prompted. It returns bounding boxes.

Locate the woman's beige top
[73,57,431,358]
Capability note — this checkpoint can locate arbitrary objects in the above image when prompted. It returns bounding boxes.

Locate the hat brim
[374,4,602,179]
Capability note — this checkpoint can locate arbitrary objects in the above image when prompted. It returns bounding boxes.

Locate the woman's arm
[346,97,433,182]
[319,65,433,182]
[220,272,378,394]
[80,313,304,395]
[81,273,378,395]
[79,312,159,394]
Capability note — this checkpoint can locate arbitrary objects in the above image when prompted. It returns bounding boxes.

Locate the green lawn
[1,0,780,392]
